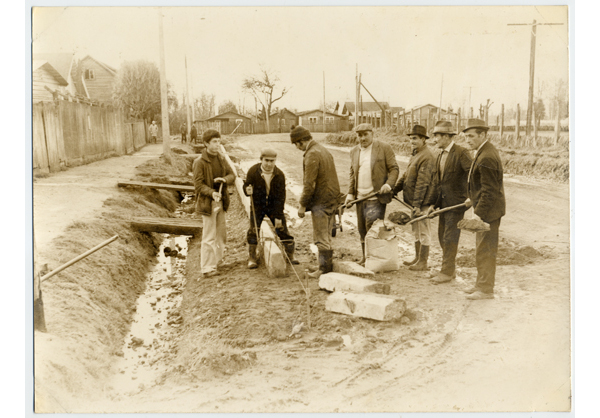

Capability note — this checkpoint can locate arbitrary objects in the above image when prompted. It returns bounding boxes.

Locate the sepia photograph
[30,3,571,414]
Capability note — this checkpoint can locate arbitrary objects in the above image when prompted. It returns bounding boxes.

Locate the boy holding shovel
[193,129,236,278]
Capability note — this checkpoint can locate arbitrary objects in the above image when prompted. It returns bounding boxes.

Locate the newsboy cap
[260,148,277,159]
[408,124,429,139]
[290,125,312,143]
[355,123,373,132]
[432,120,456,136]
[462,118,489,132]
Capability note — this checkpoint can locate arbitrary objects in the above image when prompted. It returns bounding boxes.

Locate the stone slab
[325,290,406,321]
[319,272,390,295]
[333,260,375,278]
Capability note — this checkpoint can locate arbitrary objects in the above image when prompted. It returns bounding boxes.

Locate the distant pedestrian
[290,125,341,277]
[345,123,399,264]
[427,121,472,284]
[190,123,198,144]
[193,129,236,277]
[181,122,187,143]
[462,118,506,300]
[393,124,437,271]
[243,148,298,269]
[149,120,158,144]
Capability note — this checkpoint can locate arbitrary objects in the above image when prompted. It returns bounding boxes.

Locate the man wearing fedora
[393,124,437,271]
[428,120,472,284]
[345,123,399,264]
[290,125,341,277]
[462,118,506,300]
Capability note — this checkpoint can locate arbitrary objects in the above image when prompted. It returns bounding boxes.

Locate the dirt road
[33,133,571,413]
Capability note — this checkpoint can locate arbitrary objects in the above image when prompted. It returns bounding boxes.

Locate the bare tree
[194,92,216,120]
[113,60,164,121]
[319,100,338,113]
[218,100,238,115]
[242,67,290,131]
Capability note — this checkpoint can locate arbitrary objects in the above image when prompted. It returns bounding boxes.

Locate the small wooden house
[32,53,76,102]
[202,111,251,124]
[269,108,299,129]
[71,55,118,103]
[297,109,346,125]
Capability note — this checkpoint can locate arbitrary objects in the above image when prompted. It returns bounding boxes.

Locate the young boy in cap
[290,125,341,276]
[193,129,236,277]
[462,118,506,300]
[243,148,298,268]
[428,120,472,284]
[345,123,399,264]
[393,124,437,271]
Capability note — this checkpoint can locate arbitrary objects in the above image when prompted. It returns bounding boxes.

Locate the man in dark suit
[463,119,506,300]
[428,121,472,284]
[345,123,399,264]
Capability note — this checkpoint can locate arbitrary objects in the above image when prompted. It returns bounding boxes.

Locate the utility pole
[438,74,444,121]
[323,71,326,133]
[190,71,195,124]
[355,64,359,128]
[185,56,191,138]
[158,9,171,162]
[508,19,563,136]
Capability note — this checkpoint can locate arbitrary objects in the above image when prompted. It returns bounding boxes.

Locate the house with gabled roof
[399,104,456,129]
[71,55,118,103]
[32,53,76,102]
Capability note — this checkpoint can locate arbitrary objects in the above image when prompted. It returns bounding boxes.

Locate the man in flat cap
[462,118,506,300]
[243,148,298,269]
[290,125,341,276]
[345,123,399,264]
[427,120,472,284]
[393,124,437,271]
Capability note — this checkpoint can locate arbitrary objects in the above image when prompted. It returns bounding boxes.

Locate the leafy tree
[242,67,290,130]
[113,60,164,121]
[218,100,238,115]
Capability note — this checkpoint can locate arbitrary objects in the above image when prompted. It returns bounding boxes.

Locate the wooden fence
[33,99,147,174]
[197,119,351,136]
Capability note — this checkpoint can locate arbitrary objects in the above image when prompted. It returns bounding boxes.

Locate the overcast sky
[32,5,568,114]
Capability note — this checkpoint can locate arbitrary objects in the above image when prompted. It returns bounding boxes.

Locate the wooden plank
[325,290,406,322]
[118,180,194,192]
[32,103,50,173]
[131,217,201,235]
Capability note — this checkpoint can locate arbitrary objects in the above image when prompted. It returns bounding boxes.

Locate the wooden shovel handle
[406,203,467,225]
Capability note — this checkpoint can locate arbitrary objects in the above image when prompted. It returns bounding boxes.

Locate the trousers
[247,210,294,245]
[475,218,501,293]
[411,205,432,246]
[311,206,335,251]
[356,199,387,243]
[437,209,466,276]
[201,210,226,274]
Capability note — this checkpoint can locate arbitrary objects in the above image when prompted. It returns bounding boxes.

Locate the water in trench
[110,196,194,395]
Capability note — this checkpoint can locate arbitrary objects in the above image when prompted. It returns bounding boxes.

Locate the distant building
[201,111,251,124]
[32,53,76,102]
[399,104,457,130]
[269,108,299,129]
[71,55,118,103]
[297,109,346,126]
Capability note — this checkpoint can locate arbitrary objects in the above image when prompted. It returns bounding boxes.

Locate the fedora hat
[408,124,429,139]
[462,118,489,133]
[433,120,456,135]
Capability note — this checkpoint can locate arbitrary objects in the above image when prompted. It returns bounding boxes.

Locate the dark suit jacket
[300,140,341,211]
[243,163,286,219]
[467,141,506,223]
[434,143,472,210]
[348,140,399,204]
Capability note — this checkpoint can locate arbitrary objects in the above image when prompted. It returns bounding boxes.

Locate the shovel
[406,203,467,225]
[211,182,224,215]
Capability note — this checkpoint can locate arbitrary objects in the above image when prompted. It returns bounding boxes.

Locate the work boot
[409,245,429,271]
[358,242,366,265]
[322,249,334,274]
[403,241,421,266]
[284,242,300,265]
[247,244,258,269]
[431,272,455,284]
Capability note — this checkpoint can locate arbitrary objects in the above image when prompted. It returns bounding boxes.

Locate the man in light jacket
[345,123,399,264]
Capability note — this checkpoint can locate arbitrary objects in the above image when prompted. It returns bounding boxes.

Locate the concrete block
[319,272,390,295]
[333,260,375,278]
[326,291,406,321]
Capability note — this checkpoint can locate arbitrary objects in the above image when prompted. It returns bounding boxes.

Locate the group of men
[181,122,199,144]
[192,118,505,300]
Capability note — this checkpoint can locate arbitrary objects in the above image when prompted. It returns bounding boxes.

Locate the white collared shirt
[357,143,374,198]
[439,141,455,176]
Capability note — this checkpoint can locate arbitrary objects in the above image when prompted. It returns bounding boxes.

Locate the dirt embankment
[35,153,192,412]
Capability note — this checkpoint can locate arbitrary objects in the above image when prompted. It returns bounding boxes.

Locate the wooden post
[457,108,461,132]
[526,20,537,137]
[411,108,415,128]
[516,103,521,141]
[470,107,474,118]
[554,99,560,146]
[533,104,538,147]
[34,238,47,332]
[500,104,504,141]
[158,10,171,162]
